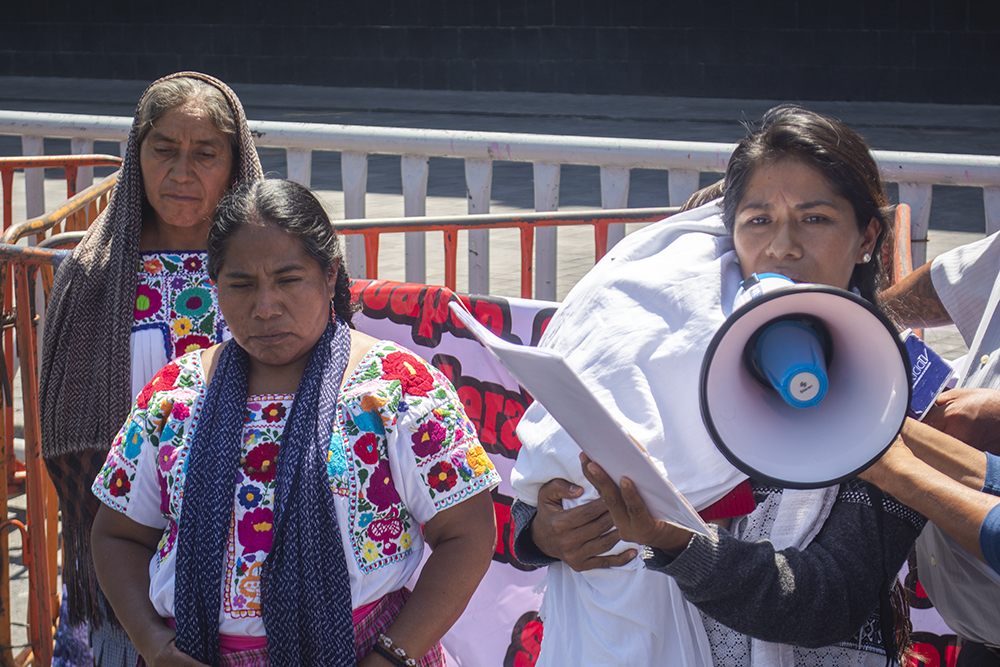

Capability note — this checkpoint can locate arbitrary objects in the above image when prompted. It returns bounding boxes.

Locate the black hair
[208,179,358,325]
[722,105,893,303]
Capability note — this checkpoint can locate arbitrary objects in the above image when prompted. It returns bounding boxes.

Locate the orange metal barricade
[0,158,120,667]
[332,207,680,299]
[332,204,914,299]
[0,156,120,490]
[0,244,63,667]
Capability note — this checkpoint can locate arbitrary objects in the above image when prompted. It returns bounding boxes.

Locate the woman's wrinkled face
[733,158,880,289]
[216,223,335,371]
[140,102,234,233]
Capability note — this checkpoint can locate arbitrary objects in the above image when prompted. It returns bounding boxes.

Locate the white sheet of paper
[449,302,713,539]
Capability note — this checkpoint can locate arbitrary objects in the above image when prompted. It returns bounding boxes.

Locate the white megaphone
[700,273,911,488]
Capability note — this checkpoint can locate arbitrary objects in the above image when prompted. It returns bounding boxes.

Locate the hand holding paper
[449,301,713,539]
[581,453,697,556]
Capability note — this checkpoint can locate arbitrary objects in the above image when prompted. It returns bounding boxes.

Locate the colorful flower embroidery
[137,363,181,409]
[109,469,131,497]
[174,334,211,359]
[134,251,224,363]
[366,460,401,511]
[354,433,379,465]
[411,421,445,458]
[171,317,193,337]
[134,285,162,320]
[261,403,287,424]
[158,521,178,561]
[171,402,190,421]
[158,445,178,472]
[427,461,457,493]
[381,351,435,396]
[243,441,279,483]
[465,444,493,476]
[362,541,380,562]
[237,507,274,554]
[367,508,404,546]
[238,484,262,510]
[123,422,143,460]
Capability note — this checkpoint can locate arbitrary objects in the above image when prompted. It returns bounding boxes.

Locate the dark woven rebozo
[38,71,263,626]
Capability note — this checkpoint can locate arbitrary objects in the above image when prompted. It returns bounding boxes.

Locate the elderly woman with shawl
[89,179,499,667]
[40,72,263,665]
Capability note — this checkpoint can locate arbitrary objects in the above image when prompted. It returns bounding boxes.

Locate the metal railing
[333,207,679,299]
[0,156,119,499]
[2,110,996,298]
[0,243,61,667]
[0,157,119,667]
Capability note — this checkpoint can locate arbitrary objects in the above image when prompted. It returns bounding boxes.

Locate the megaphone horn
[700,281,911,489]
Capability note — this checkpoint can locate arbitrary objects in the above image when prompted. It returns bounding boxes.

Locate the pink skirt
[137,589,446,667]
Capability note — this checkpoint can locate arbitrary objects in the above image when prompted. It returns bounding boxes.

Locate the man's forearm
[879,262,953,328]
[901,419,987,490]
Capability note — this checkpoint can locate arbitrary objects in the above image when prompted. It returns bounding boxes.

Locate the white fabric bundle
[512,202,745,666]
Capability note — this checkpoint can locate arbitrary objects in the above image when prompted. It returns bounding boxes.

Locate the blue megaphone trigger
[743,315,834,409]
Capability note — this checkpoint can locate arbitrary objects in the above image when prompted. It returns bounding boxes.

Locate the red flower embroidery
[427,461,458,493]
[243,441,280,483]
[109,469,131,497]
[411,421,446,458]
[261,403,287,424]
[137,363,181,409]
[173,334,211,359]
[354,433,379,465]
[381,351,435,396]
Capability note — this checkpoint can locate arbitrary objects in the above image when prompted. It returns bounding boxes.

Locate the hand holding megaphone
[700,274,912,489]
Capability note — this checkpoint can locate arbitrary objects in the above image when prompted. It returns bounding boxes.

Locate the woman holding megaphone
[510,105,923,666]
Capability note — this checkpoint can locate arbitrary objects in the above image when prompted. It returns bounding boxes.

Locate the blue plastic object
[755,320,829,408]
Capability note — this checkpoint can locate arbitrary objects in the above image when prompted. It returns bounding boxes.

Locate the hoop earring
[862,252,872,264]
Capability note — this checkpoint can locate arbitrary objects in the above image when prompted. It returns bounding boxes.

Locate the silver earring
[862,252,872,263]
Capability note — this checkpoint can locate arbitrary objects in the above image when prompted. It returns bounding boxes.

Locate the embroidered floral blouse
[93,341,500,637]
[131,251,228,398]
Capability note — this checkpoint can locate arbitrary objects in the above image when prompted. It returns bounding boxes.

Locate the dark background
[2,0,998,104]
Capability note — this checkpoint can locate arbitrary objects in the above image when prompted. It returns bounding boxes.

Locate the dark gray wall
[2,0,997,104]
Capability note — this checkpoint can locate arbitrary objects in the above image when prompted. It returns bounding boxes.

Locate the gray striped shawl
[38,71,262,626]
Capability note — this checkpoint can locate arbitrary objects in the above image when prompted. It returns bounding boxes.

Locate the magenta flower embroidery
[171,402,190,421]
[182,255,203,272]
[411,421,446,458]
[367,509,404,545]
[134,285,162,320]
[366,460,401,511]
[237,507,274,555]
[158,444,178,473]
[158,520,178,560]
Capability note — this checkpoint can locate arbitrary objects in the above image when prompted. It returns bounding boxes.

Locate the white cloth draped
[512,202,746,666]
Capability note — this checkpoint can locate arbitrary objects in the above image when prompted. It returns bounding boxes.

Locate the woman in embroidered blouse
[90,179,499,667]
[40,72,263,666]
